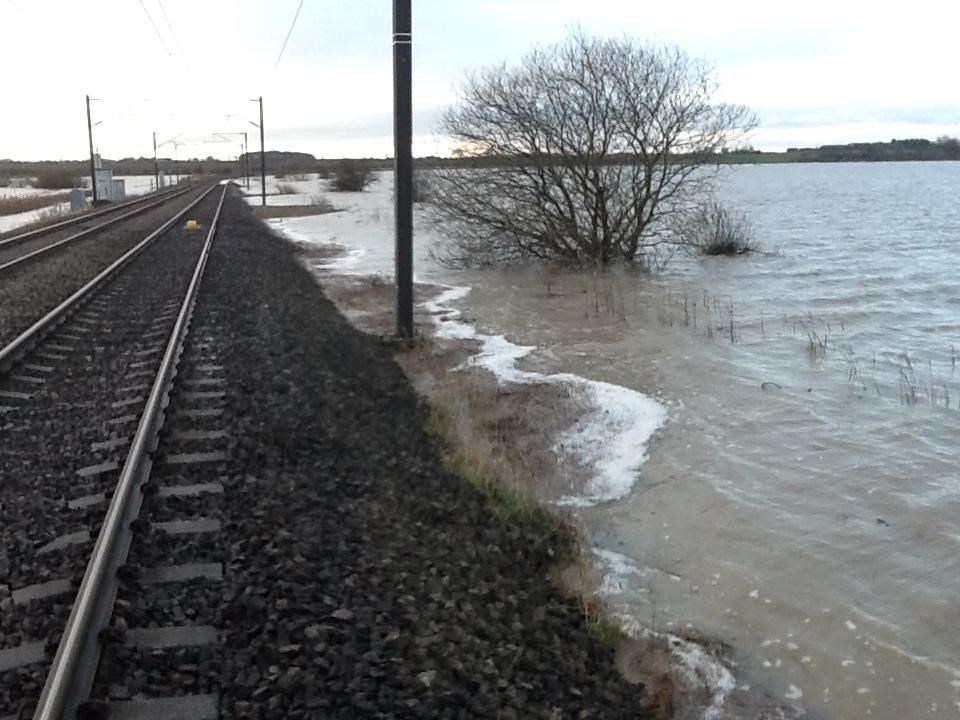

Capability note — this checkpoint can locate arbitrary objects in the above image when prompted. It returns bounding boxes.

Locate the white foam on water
[553,376,668,505]
[273,199,667,506]
[594,547,643,578]
[785,685,804,700]
[421,282,667,506]
[592,549,735,719]
[274,224,367,274]
[616,613,737,720]
[420,287,722,713]
[267,173,664,503]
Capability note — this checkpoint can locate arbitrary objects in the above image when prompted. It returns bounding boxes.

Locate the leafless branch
[428,30,757,268]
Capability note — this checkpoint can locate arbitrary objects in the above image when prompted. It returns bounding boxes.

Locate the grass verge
[417,377,693,719]
[425,398,566,535]
[418,378,627,655]
[393,332,728,720]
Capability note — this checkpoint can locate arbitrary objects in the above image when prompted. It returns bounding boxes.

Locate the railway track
[0,183,231,719]
[0,184,197,273]
[0,185,214,354]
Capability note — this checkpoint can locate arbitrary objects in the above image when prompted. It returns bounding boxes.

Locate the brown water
[437,163,960,719]
[285,164,960,718]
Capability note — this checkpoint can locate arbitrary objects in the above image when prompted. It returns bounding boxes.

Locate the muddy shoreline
[293,239,804,719]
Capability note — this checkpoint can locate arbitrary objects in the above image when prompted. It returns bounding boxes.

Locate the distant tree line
[782,137,960,162]
[5,136,960,188]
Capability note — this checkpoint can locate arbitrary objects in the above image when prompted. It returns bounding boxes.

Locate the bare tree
[428,31,757,268]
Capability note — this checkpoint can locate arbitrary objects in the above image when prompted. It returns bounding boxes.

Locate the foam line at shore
[423,285,735,717]
[271,223,366,273]
[423,283,667,505]
[593,549,737,720]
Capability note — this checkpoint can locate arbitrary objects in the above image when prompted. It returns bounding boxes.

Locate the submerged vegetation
[685,200,759,256]
[429,30,756,269]
[33,167,79,189]
[330,159,374,192]
[651,288,960,408]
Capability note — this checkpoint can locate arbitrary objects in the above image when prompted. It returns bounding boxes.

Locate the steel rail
[32,183,229,720]
[0,185,198,274]
[0,182,192,250]
[0,184,218,376]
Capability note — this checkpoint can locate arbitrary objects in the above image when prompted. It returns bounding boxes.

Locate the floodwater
[438,162,960,719]
[284,163,960,718]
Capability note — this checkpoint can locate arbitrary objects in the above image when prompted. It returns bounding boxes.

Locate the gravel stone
[203,191,649,718]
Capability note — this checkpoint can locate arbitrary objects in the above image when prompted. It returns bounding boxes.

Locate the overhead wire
[138,0,173,56]
[156,0,185,58]
[273,0,305,71]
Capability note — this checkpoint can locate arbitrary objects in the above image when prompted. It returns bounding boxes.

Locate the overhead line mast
[393,0,413,338]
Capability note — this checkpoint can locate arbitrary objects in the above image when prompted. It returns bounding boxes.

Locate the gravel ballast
[198,190,649,718]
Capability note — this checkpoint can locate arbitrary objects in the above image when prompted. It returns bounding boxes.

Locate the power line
[138,0,172,56]
[156,0,184,57]
[273,0,305,71]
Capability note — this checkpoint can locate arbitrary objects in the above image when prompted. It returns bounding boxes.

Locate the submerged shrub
[412,171,431,203]
[34,167,78,190]
[687,200,758,256]
[309,193,337,213]
[330,160,373,192]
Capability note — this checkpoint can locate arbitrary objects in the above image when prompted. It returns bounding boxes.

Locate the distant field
[719,152,808,164]
[0,192,71,217]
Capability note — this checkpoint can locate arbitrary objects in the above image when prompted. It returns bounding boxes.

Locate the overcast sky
[2,0,959,161]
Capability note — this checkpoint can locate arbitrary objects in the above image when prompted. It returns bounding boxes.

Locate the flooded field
[272,162,960,719]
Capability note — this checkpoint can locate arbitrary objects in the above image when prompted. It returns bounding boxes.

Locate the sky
[2,0,960,161]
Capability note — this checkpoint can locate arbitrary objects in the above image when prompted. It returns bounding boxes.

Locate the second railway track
[0,184,214,353]
[0,183,230,718]
[0,184,197,272]
[0,184,194,260]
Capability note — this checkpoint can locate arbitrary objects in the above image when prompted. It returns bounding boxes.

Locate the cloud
[757,104,960,130]
[5,0,960,159]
